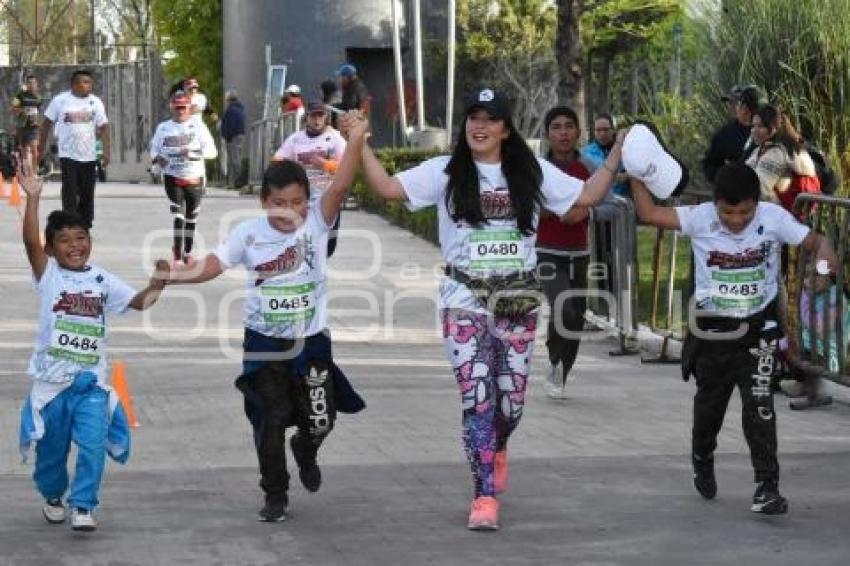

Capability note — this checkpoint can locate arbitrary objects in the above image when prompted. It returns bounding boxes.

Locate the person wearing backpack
[746,105,819,214]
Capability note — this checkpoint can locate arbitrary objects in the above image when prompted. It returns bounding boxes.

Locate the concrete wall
[223,0,450,147]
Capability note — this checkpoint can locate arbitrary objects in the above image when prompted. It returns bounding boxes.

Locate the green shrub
[351,148,443,244]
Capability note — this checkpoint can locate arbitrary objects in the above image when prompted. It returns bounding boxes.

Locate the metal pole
[391,0,408,144]
[90,0,96,62]
[445,0,456,147]
[413,0,426,129]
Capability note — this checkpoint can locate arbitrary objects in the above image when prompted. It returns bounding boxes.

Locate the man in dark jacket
[701,85,763,182]
[336,64,370,116]
[221,90,247,188]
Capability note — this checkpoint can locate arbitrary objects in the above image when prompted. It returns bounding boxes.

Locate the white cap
[284,84,301,95]
[622,124,685,199]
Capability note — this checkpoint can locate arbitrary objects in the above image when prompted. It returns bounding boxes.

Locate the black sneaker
[751,479,788,514]
[692,455,717,500]
[258,493,288,522]
[291,434,322,493]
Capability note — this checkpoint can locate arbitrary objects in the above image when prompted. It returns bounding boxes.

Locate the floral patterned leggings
[442,308,537,497]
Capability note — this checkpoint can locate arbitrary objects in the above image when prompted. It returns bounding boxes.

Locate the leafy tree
[457,0,559,137]
[151,0,221,113]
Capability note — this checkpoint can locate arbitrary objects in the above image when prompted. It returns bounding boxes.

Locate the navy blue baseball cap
[464,87,510,120]
[336,64,357,77]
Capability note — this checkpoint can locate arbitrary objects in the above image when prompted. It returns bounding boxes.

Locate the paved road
[0,183,849,565]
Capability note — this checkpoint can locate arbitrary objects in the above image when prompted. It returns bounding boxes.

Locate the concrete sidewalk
[0,183,849,565]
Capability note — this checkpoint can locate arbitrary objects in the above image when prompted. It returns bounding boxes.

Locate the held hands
[16,148,43,198]
[339,111,370,144]
[151,259,171,289]
[614,127,630,146]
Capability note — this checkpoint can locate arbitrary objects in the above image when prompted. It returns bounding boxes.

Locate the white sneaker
[42,499,65,524]
[71,508,97,532]
[544,362,569,400]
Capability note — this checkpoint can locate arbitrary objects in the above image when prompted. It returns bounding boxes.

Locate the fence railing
[788,193,850,390]
[589,196,639,356]
[247,112,302,184]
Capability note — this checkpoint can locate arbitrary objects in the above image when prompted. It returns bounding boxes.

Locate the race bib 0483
[710,268,766,314]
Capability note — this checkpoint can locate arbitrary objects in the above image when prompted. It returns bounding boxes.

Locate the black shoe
[291,434,322,493]
[751,479,788,514]
[692,455,717,500]
[258,493,289,522]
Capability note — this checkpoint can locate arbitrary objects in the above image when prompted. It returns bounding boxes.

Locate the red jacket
[536,153,590,252]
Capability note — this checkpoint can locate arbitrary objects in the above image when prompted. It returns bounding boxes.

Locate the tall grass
[711,0,850,193]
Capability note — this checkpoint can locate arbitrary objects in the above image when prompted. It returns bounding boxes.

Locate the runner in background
[12,74,43,156]
[149,91,218,266]
[273,100,347,257]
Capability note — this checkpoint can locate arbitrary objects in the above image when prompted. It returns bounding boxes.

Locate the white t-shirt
[273,128,347,194]
[43,91,108,162]
[150,118,218,180]
[191,92,208,115]
[28,259,136,384]
[676,201,810,318]
[214,203,333,338]
[396,156,584,311]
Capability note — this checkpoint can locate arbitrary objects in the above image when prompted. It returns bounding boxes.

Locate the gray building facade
[223,0,448,147]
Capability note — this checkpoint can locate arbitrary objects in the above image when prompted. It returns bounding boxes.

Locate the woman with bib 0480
[359,88,626,531]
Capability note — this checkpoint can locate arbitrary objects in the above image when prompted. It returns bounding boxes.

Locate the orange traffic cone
[111,360,140,428]
[8,176,21,207]
[0,172,6,198]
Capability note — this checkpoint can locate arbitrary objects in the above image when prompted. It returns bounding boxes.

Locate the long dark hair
[444,114,543,235]
[756,105,803,156]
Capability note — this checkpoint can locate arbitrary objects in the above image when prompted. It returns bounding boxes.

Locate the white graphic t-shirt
[273,128,347,195]
[396,156,584,312]
[43,91,108,162]
[28,259,136,384]
[676,201,810,318]
[149,118,218,180]
[215,203,332,338]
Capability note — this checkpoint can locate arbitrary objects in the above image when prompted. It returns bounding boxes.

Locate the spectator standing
[221,90,247,189]
[12,74,43,155]
[38,69,110,229]
[582,114,628,197]
[337,64,370,116]
[537,106,592,400]
[702,85,763,182]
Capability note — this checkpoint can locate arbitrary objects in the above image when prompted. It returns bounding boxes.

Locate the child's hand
[16,148,43,197]
[344,112,370,144]
[152,259,171,287]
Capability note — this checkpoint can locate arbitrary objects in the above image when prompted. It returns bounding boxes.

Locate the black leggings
[164,175,203,259]
[245,362,337,496]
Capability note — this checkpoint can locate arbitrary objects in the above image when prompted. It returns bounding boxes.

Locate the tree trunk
[555,1,586,127]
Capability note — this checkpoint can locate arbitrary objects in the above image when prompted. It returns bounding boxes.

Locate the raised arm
[572,129,626,209]
[321,113,368,225]
[361,143,407,201]
[18,150,48,280]
[630,178,681,231]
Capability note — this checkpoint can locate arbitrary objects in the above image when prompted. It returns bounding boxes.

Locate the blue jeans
[34,372,109,510]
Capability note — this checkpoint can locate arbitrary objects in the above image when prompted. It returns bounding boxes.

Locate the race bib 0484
[48,319,104,365]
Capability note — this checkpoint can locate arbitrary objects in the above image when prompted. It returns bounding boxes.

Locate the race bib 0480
[468,229,525,271]
[48,319,104,365]
[260,282,317,323]
[710,268,766,314]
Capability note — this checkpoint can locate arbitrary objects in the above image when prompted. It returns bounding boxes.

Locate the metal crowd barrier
[248,112,302,185]
[589,195,640,355]
[787,193,850,404]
